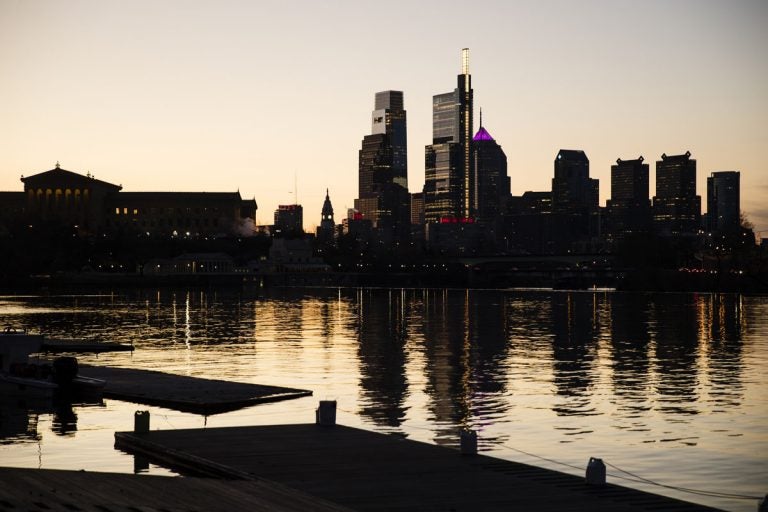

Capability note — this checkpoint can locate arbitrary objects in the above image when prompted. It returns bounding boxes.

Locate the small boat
[0,328,105,398]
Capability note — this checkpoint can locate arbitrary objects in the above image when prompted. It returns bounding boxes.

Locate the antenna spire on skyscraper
[462,48,469,75]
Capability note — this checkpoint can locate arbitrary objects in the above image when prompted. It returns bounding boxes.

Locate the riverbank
[2,267,767,292]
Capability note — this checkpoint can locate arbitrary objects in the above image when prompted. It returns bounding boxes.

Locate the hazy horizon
[2,0,766,233]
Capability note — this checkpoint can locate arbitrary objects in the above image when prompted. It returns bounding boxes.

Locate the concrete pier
[115,423,722,511]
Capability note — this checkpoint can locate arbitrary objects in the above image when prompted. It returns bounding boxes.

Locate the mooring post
[134,410,150,433]
[585,457,606,485]
[460,429,477,456]
[315,400,336,426]
[758,494,768,511]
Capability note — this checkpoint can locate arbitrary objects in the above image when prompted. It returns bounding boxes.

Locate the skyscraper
[424,48,474,223]
[274,204,303,237]
[354,90,409,239]
[551,149,598,215]
[707,171,740,232]
[607,156,651,238]
[472,118,509,222]
[652,151,701,235]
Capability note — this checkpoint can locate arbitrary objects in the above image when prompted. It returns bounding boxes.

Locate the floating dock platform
[40,338,134,353]
[79,366,312,414]
[115,423,722,512]
[0,466,352,512]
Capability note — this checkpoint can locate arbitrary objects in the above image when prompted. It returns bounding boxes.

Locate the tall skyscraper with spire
[472,110,509,222]
[354,90,410,240]
[424,48,474,223]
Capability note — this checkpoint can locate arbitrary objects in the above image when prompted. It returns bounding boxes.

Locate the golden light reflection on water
[0,289,766,511]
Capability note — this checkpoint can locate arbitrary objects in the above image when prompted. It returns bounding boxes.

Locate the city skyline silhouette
[2,1,766,232]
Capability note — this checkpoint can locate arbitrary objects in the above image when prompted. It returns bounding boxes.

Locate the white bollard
[585,457,606,485]
[315,400,337,426]
[460,429,477,456]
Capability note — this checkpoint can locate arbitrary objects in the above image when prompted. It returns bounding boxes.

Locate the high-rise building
[472,120,509,222]
[410,192,424,226]
[548,149,600,251]
[424,48,474,223]
[707,171,740,232]
[551,150,598,215]
[607,156,651,238]
[354,90,409,239]
[372,91,407,190]
[274,204,303,237]
[652,151,701,235]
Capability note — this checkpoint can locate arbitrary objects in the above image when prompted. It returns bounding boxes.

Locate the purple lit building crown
[473,127,494,142]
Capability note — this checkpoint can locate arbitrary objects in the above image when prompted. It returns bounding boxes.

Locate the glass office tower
[355,90,410,240]
[424,49,474,223]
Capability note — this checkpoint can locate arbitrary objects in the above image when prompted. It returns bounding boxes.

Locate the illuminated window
[115,208,120,215]
[133,209,138,215]
[123,207,128,214]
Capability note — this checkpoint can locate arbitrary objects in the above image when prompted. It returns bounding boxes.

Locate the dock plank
[115,424,723,512]
[0,466,353,512]
[78,366,312,414]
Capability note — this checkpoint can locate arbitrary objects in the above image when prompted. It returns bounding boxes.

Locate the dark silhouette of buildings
[551,150,598,216]
[6,164,256,237]
[548,150,599,251]
[607,156,651,240]
[410,192,424,226]
[424,48,474,223]
[652,152,701,235]
[509,191,552,215]
[354,90,410,241]
[273,204,303,237]
[707,171,740,232]
[111,192,256,237]
[0,192,25,234]
[317,189,335,242]
[472,119,509,223]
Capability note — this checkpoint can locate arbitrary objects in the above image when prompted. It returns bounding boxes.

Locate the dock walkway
[79,366,312,414]
[0,466,352,512]
[115,423,722,512]
[41,339,134,353]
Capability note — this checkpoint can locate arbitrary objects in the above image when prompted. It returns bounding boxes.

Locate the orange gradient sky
[2,0,766,233]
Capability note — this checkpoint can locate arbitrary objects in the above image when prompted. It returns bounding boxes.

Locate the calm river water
[1,288,766,511]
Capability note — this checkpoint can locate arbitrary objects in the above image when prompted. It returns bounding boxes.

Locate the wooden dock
[0,466,352,512]
[78,366,312,414]
[115,424,722,512]
[41,338,134,353]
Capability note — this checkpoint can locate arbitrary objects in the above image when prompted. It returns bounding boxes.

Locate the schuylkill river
[1,288,766,511]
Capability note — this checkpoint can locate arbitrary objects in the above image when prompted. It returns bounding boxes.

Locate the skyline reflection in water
[0,289,765,511]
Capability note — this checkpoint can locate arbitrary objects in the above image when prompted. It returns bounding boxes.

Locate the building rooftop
[472,126,494,141]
